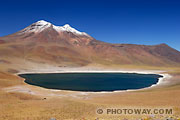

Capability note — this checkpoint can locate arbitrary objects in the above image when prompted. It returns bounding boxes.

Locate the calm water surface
[19,73,162,92]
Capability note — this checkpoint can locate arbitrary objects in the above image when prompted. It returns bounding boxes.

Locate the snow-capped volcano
[1,20,180,69]
[20,20,88,36]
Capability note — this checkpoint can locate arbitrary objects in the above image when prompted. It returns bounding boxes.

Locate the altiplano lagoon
[1,1,180,119]
[20,73,162,92]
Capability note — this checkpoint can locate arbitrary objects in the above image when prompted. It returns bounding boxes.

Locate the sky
[0,0,180,51]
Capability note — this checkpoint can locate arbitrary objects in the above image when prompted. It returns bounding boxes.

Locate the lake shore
[5,68,173,96]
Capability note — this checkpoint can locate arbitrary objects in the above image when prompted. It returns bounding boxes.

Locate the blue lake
[19,73,162,92]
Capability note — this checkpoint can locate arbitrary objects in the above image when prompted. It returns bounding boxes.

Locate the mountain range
[0,20,180,72]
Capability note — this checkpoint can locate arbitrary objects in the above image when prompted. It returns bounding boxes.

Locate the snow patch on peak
[20,20,89,36]
[53,24,89,36]
[63,24,71,28]
[36,20,50,25]
[20,20,52,34]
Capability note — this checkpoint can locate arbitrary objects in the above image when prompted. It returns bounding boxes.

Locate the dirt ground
[0,69,180,120]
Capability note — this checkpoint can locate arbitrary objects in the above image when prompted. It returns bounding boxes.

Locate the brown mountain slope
[0,20,180,72]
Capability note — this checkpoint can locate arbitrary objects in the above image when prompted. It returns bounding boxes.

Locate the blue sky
[0,0,180,51]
